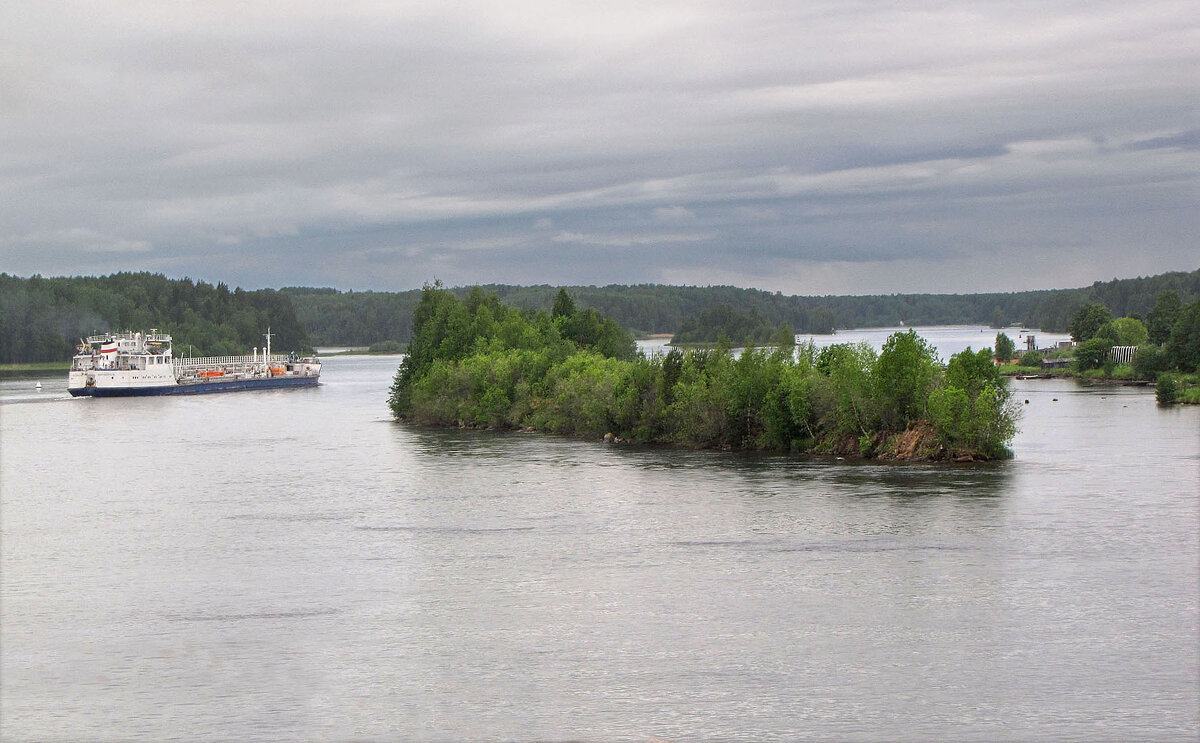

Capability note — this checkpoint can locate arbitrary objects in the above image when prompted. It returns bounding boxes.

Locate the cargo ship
[68,329,320,397]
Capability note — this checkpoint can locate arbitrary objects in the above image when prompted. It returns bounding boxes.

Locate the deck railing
[86,330,172,344]
[173,355,287,371]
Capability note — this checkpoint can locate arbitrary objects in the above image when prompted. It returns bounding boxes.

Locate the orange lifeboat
[199,370,225,378]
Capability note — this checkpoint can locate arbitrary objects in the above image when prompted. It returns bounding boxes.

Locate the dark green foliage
[995,332,1015,362]
[821,342,879,438]
[1148,290,1182,345]
[1096,317,1148,347]
[1073,338,1113,371]
[945,347,1003,396]
[1156,373,1179,404]
[1019,350,1043,367]
[391,294,1019,460]
[555,305,637,361]
[367,340,404,354]
[928,347,1016,459]
[873,329,939,429]
[1132,345,1167,380]
[0,272,311,363]
[13,267,1198,372]
[264,268,1200,350]
[282,269,1200,348]
[389,283,573,419]
[658,348,683,408]
[1164,299,1200,373]
[773,323,797,350]
[551,288,576,319]
[279,286,418,347]
[1069,302,1113,342]
[671,304,789,346]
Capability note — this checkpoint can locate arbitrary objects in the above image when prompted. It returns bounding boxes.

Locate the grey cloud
[1,0,1196,294]
[1124,130,1200,152]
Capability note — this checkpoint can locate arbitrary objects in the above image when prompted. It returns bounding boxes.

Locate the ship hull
[69,375,319,397]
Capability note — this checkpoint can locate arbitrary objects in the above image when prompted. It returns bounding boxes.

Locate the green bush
[929,349,1017,459]
[1073,338,1112,371]
[1019,350,1043,367]
[1133,345,1166,379]
[1156,374,1178,404]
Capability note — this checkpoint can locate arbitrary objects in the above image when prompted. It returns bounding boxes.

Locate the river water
[2,330,1197,741]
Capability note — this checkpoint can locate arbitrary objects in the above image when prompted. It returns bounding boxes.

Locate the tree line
[390,285,1019,460]
[285,269,1200,347]
[4,268,1197,363]
[0,272,311,363]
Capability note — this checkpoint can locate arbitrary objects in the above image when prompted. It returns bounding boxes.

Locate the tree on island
[389,285,1020,461]
[873,329,939,431]
[929,348,1016,459]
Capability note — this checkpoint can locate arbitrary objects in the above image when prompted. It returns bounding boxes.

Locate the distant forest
[670,304,794,346]
[283,269,1200,346]
[0,272,311,363]
[2,268,1197,362]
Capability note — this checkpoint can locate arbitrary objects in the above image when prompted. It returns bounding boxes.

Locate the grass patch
[1001,364,1073,378]
[1109,363,1136,379]
[1176,373,1200,404]
[0,361,71,373]
[1002,363,1041,375]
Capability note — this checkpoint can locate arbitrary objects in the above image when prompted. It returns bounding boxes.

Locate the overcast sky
[2,1,1196,295]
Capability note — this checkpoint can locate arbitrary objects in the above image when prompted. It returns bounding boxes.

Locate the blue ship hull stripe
[68,376,319,397]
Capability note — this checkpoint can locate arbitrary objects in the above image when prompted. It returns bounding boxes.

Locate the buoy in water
[35,381,42,390]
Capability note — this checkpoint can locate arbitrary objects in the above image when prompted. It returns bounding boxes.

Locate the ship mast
[263,327,273,362]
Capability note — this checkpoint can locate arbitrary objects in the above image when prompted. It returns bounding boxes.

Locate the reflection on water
[2,352,1197,741]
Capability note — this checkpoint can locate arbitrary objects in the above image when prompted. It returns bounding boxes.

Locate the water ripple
[167,607,342,622]
[355,525,537,534]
